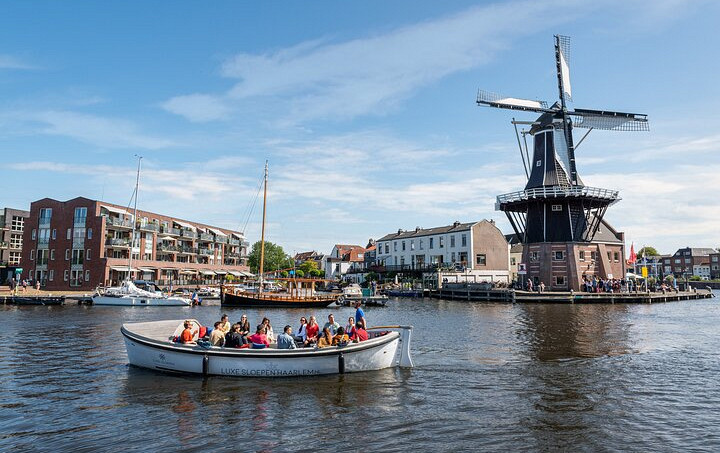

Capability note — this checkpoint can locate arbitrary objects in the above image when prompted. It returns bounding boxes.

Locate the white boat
[121,319,413,376]
[93,281,191,306]
[337,284,389,306]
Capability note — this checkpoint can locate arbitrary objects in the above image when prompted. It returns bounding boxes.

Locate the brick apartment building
[661,247,716,280]
[20,197,250,291]
[0,207,30,282]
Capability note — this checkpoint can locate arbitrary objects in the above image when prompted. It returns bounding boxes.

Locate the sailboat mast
[128,155,142,280]
[258,161,268,292]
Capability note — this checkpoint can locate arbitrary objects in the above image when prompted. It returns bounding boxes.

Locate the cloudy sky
[1,0,719,256]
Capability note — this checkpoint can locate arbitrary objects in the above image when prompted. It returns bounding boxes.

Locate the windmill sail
[557,35,572,102]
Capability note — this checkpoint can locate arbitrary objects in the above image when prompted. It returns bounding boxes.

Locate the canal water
[1,294,719,452]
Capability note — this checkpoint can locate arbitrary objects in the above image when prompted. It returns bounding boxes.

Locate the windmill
[477,35,648,245]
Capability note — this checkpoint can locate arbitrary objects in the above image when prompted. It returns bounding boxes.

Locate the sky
[1,0,719,257]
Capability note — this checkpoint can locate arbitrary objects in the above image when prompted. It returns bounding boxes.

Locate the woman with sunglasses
[238,314,251,344]
[295,316,308,343]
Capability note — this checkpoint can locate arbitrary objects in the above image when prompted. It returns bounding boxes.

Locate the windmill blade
[477,90,551,113]
[555,35,572,104]
[570,108,649,131]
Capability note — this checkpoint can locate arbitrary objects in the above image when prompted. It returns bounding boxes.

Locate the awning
[207,227,227,236]
[161,267,178,271]
[174,220,196,230]
[180,269,198,274]
[231,232,244,239]
[139,268,157,273]
[199,270,215,276]
[227,271,243,277]
[214,270,228,275]
[158,235,176,241]
[102,205,131,216]
[110,266,139,272]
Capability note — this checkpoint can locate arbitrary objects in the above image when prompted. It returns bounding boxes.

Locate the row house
[20,197,250,291]
[0,207,29,282]
[293,250,327,272]
[661,247,717,280]
[325,244,365,280]
[375,220,510,283]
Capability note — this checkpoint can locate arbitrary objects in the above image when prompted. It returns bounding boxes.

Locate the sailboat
[221,162,338,308]
[93,157,191,307]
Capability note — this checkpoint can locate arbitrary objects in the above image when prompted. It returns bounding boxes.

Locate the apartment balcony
[199,248,215,256]
[180,229,197,239]
[73,217,87,228]
[38,218,51,228]
[215,236,227,244]
[106,238,131,248]
[160,226,181,236]
[178,247,198,255]
[157,244,180,253]
[139,222,159,232]
[106,217,134,229]
[229,238,240,246]
[198,233,214,242]
[226,252,243,259]
[38,238,50,248]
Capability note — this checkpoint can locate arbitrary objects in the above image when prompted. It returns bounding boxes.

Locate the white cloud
[161,94,231,122]
[0,55,36,70]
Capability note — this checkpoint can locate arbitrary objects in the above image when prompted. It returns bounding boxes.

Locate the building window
[65,249,70,260]
[555,275,566,286]
[510,257,516,265]
[385,244,389,254]
[394,242,397,252]
[461,234,467,247]
[8,252,21,265]
[30,249,35,260]
[85,270,90,282]
[429,238,434,249]
[674,259,681,264]
[579,250,585,261]
[39,208,52,221]
[530,251,538,262]
[32,229,37,240]
[49,270,54,281]
[439,237,444,248]
[52,229,56,239]
[88,228,92,239]
[74,207,87,220]
[67,228,71,239]
[50,249,55,260]
[37,249,49,265]
[451,252,456,263]
[400,257,405,266]
[419,239,423,250]
[684,258,691,264]
[712,256,719,262]
[450,235,455,248]
[552,204,562,211]
[614,252,619,261]
[71,249,84,265]
[10,234,22,249]
[11,216,24,231]
[410,240,415,251]
[64,270,69,281]
[554,251,565,261]
[475,254,486,265]
[402,241,406,251]
[86,249,91,260]
[590,251,597,261]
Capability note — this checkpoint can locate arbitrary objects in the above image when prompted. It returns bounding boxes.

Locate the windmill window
[579,251,585,261]
[530,251,538,262]
[554,251,565,261]
[536,160,542,167]
[552,205,562,211]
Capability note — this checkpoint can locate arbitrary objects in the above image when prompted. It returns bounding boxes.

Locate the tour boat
[221,161,339,308]
[121,319,413,377]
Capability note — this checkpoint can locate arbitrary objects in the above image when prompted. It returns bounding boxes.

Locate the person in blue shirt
[354,301,366,329]
[276,325,297,349]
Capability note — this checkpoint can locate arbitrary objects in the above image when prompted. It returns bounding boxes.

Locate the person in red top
[180,320,197,344]
[303,316,320,347]
[247,325,270,349]
[351,320,368,342]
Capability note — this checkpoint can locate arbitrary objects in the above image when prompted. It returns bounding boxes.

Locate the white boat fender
[338,352,345,374]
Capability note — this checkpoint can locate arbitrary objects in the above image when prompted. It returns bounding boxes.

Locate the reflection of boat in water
[93,280,191,306]
[336,284,388,307]
[221,161,338,309]
[121,319,413,377]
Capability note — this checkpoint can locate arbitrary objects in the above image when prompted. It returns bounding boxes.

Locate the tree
[637,246,659,257]
[309,268,323,278]
[298,260,319,276]
[247,241,293,274]
[294,269,305,278]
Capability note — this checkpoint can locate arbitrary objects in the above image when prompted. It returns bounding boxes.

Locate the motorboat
[93,280,191,306]
[336,284,388,307]
[121,319,413,377]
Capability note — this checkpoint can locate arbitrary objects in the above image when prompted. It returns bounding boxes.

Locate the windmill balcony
[496,186,620,210]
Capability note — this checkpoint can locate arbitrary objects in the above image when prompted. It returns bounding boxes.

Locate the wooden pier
[430,283,715,304]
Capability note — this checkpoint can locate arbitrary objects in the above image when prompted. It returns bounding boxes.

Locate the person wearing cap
[277,325,297,349]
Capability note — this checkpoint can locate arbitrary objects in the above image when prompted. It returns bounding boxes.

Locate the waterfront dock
[430,283,714,304]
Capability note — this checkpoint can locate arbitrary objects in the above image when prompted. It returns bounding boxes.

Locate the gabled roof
[377,221,478,242]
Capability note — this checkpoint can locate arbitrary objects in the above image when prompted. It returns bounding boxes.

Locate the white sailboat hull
[94,295,191,306]
[121,319,413,377]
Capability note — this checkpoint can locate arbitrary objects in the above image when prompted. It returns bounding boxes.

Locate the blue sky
[1,0,719,256]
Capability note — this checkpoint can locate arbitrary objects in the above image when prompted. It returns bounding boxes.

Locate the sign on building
[517,263,527,275]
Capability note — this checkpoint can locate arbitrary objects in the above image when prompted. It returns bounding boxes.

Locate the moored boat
[11,296,65,306]
[336,284,388,307]
[121,319,413,376]
[93,280,191,306]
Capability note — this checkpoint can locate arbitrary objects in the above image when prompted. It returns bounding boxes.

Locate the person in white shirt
[295,316,308,342]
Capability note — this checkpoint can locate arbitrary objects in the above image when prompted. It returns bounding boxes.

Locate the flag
[628,243,637,264]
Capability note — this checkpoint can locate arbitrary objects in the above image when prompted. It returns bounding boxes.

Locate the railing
[106,238,130,247]
[38,218,51,228]
[179,247,198,254]
[215,236,227,244]
[496,186,620,205]
[199,233,214,241]
[226,252,242,259]
[73,217,87,227]
[199,248,215,256]
[38,238,50,247]
[139,223,159,232]
[73,237,85,248]
[180,229,197,239]
[229,238,240,246]
[160,226,181,236]
[157,244,181,252]
[106,217,133,228]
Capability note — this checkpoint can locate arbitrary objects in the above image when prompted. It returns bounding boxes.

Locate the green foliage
[637,246,659,257]
[689,275,702,281]
[364,271,378,282]
[225,274,235,282]
[247,241,293,274]
[309,269,323,278]
[294,269,305,278]
[664,275,675,283]
[280,270,289,278]
[298,260,319,275]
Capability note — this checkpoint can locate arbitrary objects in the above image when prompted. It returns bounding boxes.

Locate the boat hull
[121,320,413,377]
[93,295,191,306]
[222,290,337,308]
[11,296,65,306]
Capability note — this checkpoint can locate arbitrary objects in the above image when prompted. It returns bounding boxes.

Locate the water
[2,294,719,452]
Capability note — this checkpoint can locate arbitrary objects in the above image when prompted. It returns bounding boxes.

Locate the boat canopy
[101,205,132,216]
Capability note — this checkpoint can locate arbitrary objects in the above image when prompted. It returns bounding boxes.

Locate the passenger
[351,320,368,342]
[345,317,356,338]
[238,315,251,339]
[247,325,270,349]
[354,301,366,330]
[332,326,349,346]
[276,325,297,350]
[295,317,308,343]
[261,317,275,344]
[323,313,340,335]
[225,324,245,348]
[218,314,231,334]
[180,320,197,345]
[303,316,320,347]
[210,321,225,346]
[317,327,333,348]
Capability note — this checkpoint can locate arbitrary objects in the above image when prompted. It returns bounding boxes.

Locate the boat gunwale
[121,322,400,358]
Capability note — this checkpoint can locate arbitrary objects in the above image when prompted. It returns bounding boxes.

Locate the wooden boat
[121,319,413,377]
[221,161,338,308]
[11,296,65,306]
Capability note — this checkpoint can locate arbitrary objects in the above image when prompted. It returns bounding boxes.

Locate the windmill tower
[477,35,648,290]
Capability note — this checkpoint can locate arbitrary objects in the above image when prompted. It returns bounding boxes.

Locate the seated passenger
[303,316,320,347]
[225,323,245,348]
[345,317,356,338]
[238,315,251,339]
[332,326,349,346]
[218,314,231,334]
[323,314,340,335]
[261,317,275,344]
[247,325,270,349]
[276,325,297,350]
[295,317,308,343]
[210,321,225,346]
[317,327,333,348]
[180,320,197,345]
[351,321,368,342]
